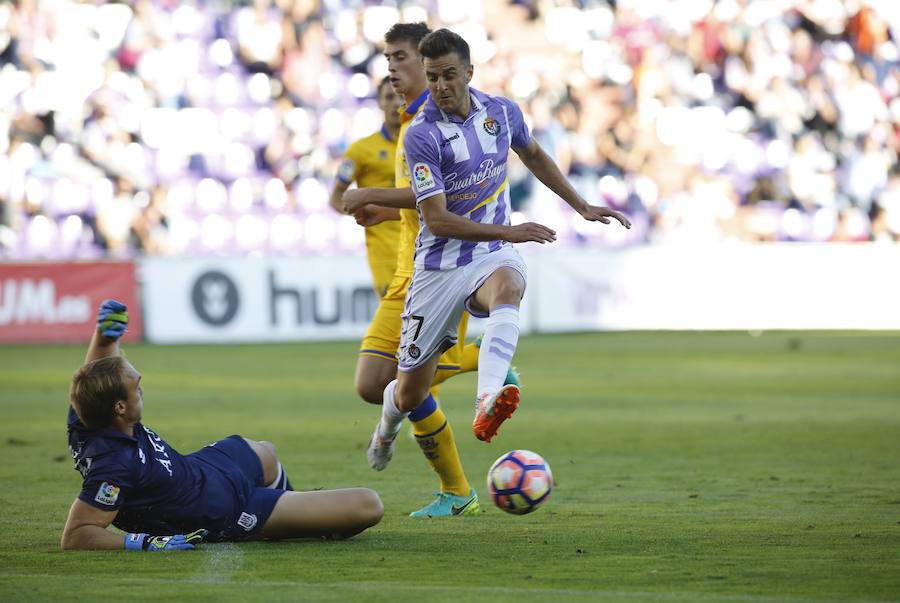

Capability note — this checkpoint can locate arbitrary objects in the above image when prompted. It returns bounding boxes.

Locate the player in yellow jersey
[329,77,403,298]
[341,23,517,518]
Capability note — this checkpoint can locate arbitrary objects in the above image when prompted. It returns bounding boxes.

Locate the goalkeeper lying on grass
[61,299,383,551]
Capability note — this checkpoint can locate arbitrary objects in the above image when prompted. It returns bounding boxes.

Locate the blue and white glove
[97,299,128,340]
[124,529,207,551]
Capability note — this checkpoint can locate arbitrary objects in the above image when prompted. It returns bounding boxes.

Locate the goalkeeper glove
[124,529,208,551]
[97,299,128,340]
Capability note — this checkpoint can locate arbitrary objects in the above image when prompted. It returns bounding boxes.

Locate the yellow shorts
[369,261,395,299]
[359,274,409,361]
[360,273,468,371]
[365,221,400,298]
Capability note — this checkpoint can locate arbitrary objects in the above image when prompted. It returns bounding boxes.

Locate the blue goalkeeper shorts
[188,435,286,542]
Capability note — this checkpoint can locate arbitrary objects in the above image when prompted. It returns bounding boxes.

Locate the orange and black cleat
[472,384,520,443]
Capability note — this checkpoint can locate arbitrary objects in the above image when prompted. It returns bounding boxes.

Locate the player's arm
[342,187,416,212]
[331,148,406,216]
[60,498,125,550]
[330,152,361,215]
[329,177,353,214]
[353,204,402,227]
[419,193,556,244]
[331,177,403,225]
[84,299,129,364]
[513,138,631,229]
[60,499,207,551]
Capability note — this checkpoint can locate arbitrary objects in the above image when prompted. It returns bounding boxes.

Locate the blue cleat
[504,364,521,388]
[409,489,480,517]
[474,335,521,388]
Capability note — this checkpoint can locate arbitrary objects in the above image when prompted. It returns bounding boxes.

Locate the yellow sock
[459,342,479,373]
[432,342,480,385]
[432,365,458,387]
[411,405,471,497]
[432,313,476,386]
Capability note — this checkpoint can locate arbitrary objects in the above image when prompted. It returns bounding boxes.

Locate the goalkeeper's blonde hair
[70,356,130,428]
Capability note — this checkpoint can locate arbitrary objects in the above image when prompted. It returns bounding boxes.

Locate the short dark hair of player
[70,356,130,428]
[418,28,471,66]
[384,22,431,50]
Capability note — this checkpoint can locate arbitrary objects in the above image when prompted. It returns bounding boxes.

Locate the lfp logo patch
[94,482,120,506]
[413,163,435,192]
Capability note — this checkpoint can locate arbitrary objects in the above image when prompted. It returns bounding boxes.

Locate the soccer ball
[487,450,553,515]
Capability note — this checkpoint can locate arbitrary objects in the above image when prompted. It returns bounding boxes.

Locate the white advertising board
[526,244,900,331]
[142,245,900,343]
[141,255,536,343]
[141,256,380,343]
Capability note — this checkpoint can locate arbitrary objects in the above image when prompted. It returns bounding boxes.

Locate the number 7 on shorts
[410,315,424,341]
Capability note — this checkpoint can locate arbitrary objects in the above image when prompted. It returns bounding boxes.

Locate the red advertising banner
[0,262,143,343]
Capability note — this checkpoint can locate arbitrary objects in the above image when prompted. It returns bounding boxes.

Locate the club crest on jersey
[413,163,435,192]
[483,116,501,136]
[94,482,120,505]
[407,343,421,359]
[237,512,258,531]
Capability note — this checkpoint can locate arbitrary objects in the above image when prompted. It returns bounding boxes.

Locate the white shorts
[397,246,527,372]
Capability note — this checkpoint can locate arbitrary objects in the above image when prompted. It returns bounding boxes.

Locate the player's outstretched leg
[255,488,383,540]
[475,333,521,388]
[473,304,522,441]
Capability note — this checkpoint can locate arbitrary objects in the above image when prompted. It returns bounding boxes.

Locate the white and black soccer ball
[487,449,553,515]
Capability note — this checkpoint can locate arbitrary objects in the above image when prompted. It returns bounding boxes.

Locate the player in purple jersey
[61,300,383,551]
[366,29,630,468]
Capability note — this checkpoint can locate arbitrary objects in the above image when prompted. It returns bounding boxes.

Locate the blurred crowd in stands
[1,0,898,259]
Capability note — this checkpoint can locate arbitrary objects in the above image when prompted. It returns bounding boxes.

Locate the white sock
[378,379,408,438]
[477,305,520,397]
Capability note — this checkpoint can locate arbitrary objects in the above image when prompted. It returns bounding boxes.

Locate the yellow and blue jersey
[338,125,400,296]
[394,90,430,278]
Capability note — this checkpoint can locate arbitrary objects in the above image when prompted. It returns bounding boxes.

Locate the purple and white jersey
[403,88,531,271]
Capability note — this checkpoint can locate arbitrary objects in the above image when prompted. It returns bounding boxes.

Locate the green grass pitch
[1,332,899,602]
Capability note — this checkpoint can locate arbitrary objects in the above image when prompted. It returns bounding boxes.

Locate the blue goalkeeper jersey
[67,407,261,538]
